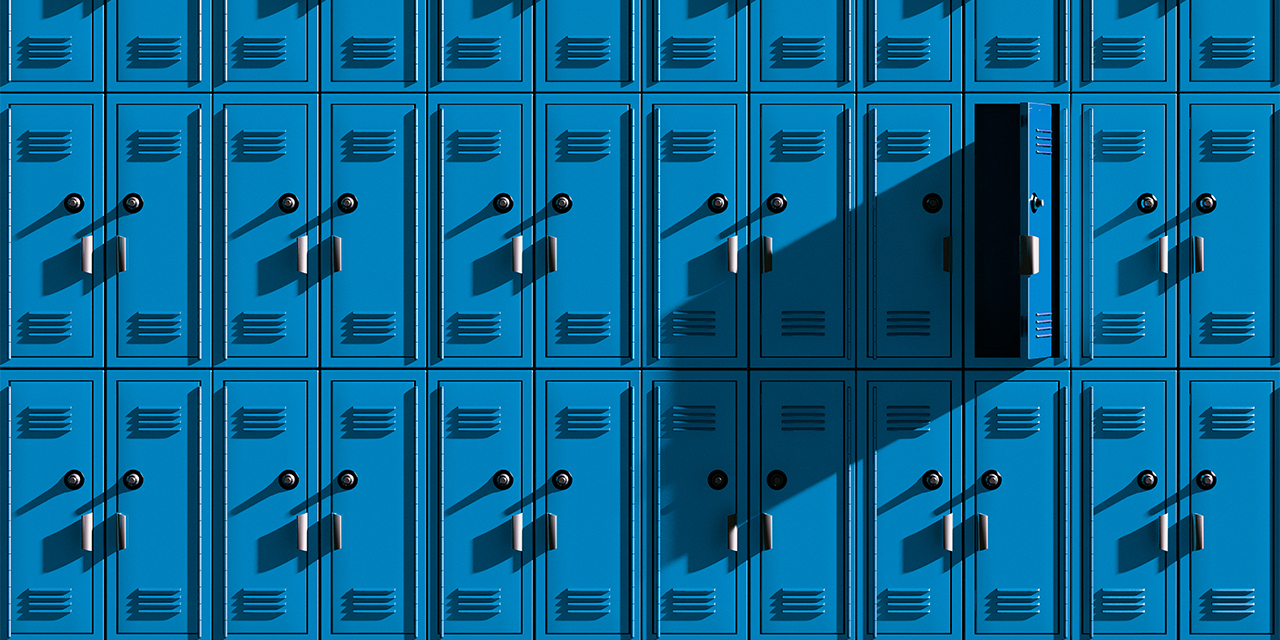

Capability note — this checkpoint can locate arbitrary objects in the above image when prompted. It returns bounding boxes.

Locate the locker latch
[766,470,787,490]
[1196,469,1217,491]
[336,469,358,490]
[64,193,85,214]
[921,470,943,491]
[278,469,299,490]
[492,469,514,490]
[63,469,85,490]
[551,470,573,490]
[707,469,728,490]
[980,469,1002,491]
[122,469,144,490]
[1135,469,1158,491]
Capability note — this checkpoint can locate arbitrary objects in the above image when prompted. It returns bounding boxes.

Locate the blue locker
[537,371,640,640]
[752,371,853,640]
[1,372,103,638]
[536,0,640,91]
[1073,96,1176,367]
[107,0,211,91]
[1,0,103,91]
[213,372,318,639]
[106,371,212,640]
[856,0,962,91]
[214,0,319,91]
[323,0,428,91]
[643,95,747,368]
[430,95,533,367]
[107,95,212,368]
[1,96,104,367]
[1180,0,1280,92]
[965,0,1068,91]
[857,96,961,368]
[643,0,747,91]
[431,371,533,640]
[751,0,853,91]
[752,94,855,367]
[1021,103,1055,361]
[431,0,532,91]
[1072,0,1176,91]
[858,372,961,640]
[1076,373,1175,640]
[1180,95,1280,368]
[322,95,428,368]
[321,371,427,640]
[536,95,640,368]
[641,371,748,640]
[1181,372,1280,636]
[965,371,1069,639]
[215,95,318,367]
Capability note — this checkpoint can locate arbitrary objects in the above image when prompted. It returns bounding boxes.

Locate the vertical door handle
[332,513,343,550]
[978,513,989,550]
[761,237,774,273]
[81,513,93,552]
[1019,235,1039,275]
[116,237,127,272]
[942,513,953,552]
[1194,236,1205,273]
[1158,236,1168,274]
[332,237,343,272]
[296,513,308,552]
[512,513,523,552]
[942,236,952,273]
[81,236,93,274]
[728,514,738,552]
[1158,513,1168,552]
[727,235,738,274]
[296,237,308,274]
[1194,513,1204,551]
[116,513,127,550]
[547,236,558,273]
[512,236,524,274]
[547,513,558,550]
[761,513,774,550]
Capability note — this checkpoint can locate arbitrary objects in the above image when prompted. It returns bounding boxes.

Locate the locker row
[5,368,1275,640]
[7,92,1279,369]
[3,0,1279,93]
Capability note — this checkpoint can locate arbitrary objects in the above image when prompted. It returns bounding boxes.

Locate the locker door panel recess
[752,0,853,91]
[3,0,103,90]
[646,0,747,90]
[537,0,639,91]
[1181,0,1279,91]
[432,0,533,90]
[108,0,210,91]
[967,0,1067,91]
[216,0,318,90]
[858,0,961,90]
[324,0,427,91]
[1073,0,1176,91]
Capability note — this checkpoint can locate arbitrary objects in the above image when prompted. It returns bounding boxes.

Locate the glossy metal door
[2,0,103,90]
[1073,0,1176,91]
[966,0,1067,91]
[536,0,639,91]
[1180,0,1279,91]
[432,0,532,91]
[644,0,746,91]
[107,0,210,91]
[323,0,427,91]
[857,0,961,90]
[215,0,319,90]
[751,0,853,91]
[1021,102,1055,361]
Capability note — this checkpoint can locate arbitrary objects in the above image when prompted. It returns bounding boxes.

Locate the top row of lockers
[3,0,1277,93]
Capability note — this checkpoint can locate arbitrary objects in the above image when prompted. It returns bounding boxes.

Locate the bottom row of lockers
[5,368,1274,640]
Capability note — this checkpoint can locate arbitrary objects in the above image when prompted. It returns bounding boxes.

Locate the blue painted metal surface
[965,0,1068,91]
[857,0,962,91]
[751,0,854,91]
[431,0,532,91]
[1073,0,1176,91]
[536,0,640,91]
[322,0,428,92]
[1180,0,1279,92]
[215,0,319,91]
[644,0,746,91]
[107,0,211,92]
[2,0,103,91]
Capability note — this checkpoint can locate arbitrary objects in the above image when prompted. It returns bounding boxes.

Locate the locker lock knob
[921,469,944,491]
[707,469,728,490]
[278,193,299,214]
[1137,193,1158,214]
[708,193,729,214]
[1135,469,1158,491]
[1196,469,1217,491]
[551,470,573,490]
[922,193,943,214]
[64,193,85,214]
[766,469,787,491]
[492,470,514,490]
[1195,193,1217,214]
[278,469,299,490]
[551,193,573,214]
[336,469,358,491]
[766,193,788,214]
[980,469,1002,491]
[337,193,359,214]
[1030,193,1044,212]
[63,469,85,490]
[122,469,144,491]
[493,193,514,214]
[122,193,144,214]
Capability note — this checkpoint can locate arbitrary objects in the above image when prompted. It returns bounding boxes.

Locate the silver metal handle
[117,513,126,550]
[978,513,989,550]
[1158,513,1168,552]
[942,236,952,273]
[332,513,343,550]
[547,236,558,273]
[1194,513,1204,551]
[761,513,773,550]
[81,236,93,274]
[512,513,523,552]
[547,513,558,550]
[1194,236,1205,273]
[81,513,93,551]
[332,237,343,272]
[1158,235,1168,274]
[761,236,774,273]
[297,513,308,552]
[296,236,308,274]
[728,514,738,552]
[1020,235,1040,275]
[512,236,524,274]
[117,237,127,272]
[727,235,738,274]
[943,513,953,552]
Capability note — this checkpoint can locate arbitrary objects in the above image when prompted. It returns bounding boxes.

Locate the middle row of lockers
[5,0,1280,93]
[6,368,1276,640]
[8,92,1278,369]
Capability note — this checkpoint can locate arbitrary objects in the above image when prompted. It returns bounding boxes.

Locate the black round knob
[1136,469,1158,491]
[64,193,85,214]
[278,193,299,213]
[278,469,299,490]
[336,469,358,490]
[708,193,729,214]
[766,193,788,213]
[1137,193,1158,214]
[981,469,1002,491]
[1196,193,1217,214]
[63,469,84,490]
[122,469,144,490]
[1030,194,1044,212]
[922,193,943,214]
[707,469,728,490]
[1196,469,1217,491]
[766,469,787,490]
[551,193,573,214]
[122,193,144,214]
[551,470,573,490]
[921,469,944,491]
[336,193,358,214]
[493,193,514,213]
[492,469,514,490]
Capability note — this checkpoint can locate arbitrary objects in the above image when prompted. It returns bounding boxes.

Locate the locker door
[1021,103,1055,360]
[324,0,426,91]
[323,96,427,367]
[433,0,532,90]
[647,97,745,367]
[537,0,638,91]
[108,97,210,368]
[110,373,210,638]
[325,375,424,637]
[1076,98,1174,366]
[3,0,102,90]
[1081,375,1173,637]
[216,0,318,90]
[967,0,1066,90]
[646,0,746,90]
[859,0,961,90]
[968,374,1065,637]
[755,375,849,637]
[1182,97,1280,367]
[217,97,316,366]
[436,374,532,637]
[752,0,853,90]
[860,97,960,366]
[539,373,639,638]
[754,97,853,367]
[4,374,101,636]
[1181,0,1278,91]
[108,0,209,91]
[1075,0,1175,90]
[2,97,103,367]
[218,375,315,636]
[538,97,639,367]
[1183,375,1277,636]
[864,375,959,637]
[433,97,532,367]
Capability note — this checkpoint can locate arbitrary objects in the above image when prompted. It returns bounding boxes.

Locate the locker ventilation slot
[449,312,501,340]
[345,37,397,63]
[885,310,931,336]
[560,313,611,340]
[1098,131,1145,157]
[879,36,931,64]
[562,407,611,434]
[451,589,501,615]
[666,589,715,615]
[129,589,182,616]
[130,313,182,340]
[988,589,1040,615]
[777,131,825,157]
[1204,589,1256,615]
[132,131,182,157]
[19,588,71,615]
[130,37,182,63]
[345,131,397,157]
[133,407,182,434]
[1203,312,1256,339]
[989,36,1040,63]
[235,313,287,340]
[1097,407,1145,434]
[19,312,72,339]
[345,312,397,340]
[879,131,929,158]
[451,407,502,435]
[235,131,287,158]
[1204,130,1255,158]
[667,405,716,431]
[1203,36,1256,63]
[781,405,826,430]
[780,310,826,337]
[1097,36,1145,64]
[775,36,825,64]
[666,131,716,157]
[1098,589,1145,616]
[1034,129,1052,156]
[235,589,287,615]
[776,589,826,614]
[1205,407,1256,433]
[560,37,611,64]
[880,588,930,615]
[1098,312,1145,338]
[1033,312,1053,338]
[990,407,1040,433]
[884,405,930,431]
[347,407,397,434]
[20,407,73,435]
[562,131,611,156]
[668,310,716,337]
[451,36,502,63]
[451,131,501,157]
[236,37,287,64]
[20,130,72,157]
[665,37,716,63]
[236,408,287,435]
[559,589,611,615]
[19,36,73,64]
[344,589,397,615]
